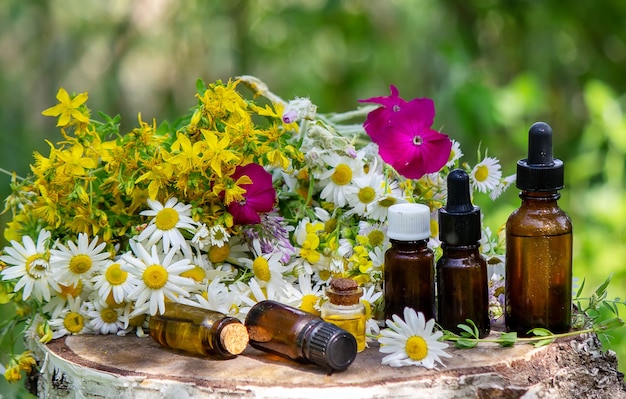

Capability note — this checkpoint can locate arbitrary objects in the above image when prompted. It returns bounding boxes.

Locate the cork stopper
[326,278,363,306]
[219,322,249,355]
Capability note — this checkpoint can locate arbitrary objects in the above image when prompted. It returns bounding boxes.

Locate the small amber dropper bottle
[437,169,490,338]
[384,203,435,321]
[321,278,367,352]
[245,300,357,371]
[149,302,249,358]
[505,122,573,336]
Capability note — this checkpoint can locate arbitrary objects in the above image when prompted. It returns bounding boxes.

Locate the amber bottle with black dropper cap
[505,122,573,336]
[437,169,489,337]
[245,300,357,372]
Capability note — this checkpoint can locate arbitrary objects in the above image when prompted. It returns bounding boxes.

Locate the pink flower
[360,86,452,180]
[227,163,276,225]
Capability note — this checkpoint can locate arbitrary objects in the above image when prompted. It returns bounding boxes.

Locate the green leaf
[595,273,613,298]
[499,332,518,347]
[595,317,624,331]
[457,323,476,338]
[527,328,554,337]
[533,337,556,348]
[575,277,586,299]
[455,338,478,349]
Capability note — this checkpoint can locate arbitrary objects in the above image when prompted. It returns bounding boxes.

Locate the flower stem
[0,167,24,181]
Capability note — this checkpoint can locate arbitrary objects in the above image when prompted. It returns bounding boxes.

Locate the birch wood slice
[27,330,626,399]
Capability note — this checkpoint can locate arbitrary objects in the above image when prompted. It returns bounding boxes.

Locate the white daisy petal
[377,307,450,369]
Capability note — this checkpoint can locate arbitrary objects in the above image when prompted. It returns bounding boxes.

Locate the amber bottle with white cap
[384,203,435,321]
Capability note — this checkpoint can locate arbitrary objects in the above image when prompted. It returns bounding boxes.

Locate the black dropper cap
[516,122,564,191]
[439,169,481,246]
[305,321,357,371]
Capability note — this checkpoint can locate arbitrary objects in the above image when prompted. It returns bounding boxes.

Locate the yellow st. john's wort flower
[56,142,98,177]
[41,87,90,127]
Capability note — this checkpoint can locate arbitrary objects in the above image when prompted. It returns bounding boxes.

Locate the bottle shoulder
[506,202,572,236]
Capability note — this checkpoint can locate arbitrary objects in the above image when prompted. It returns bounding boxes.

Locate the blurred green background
[1,0,625,396]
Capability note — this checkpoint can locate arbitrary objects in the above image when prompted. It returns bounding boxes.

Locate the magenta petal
[246,183,276,213]
[229,201,262,225]
[377,126,452,180]
[403,98,436,128]
[228,163,276,225]
[359,85,404,108]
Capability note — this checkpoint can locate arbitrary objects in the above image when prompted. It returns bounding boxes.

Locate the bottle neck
[519,190,560,202]
[440,243,480,253]
[389,238,429,249]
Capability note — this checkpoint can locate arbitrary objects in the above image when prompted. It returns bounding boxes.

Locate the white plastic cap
[387,203,431,241]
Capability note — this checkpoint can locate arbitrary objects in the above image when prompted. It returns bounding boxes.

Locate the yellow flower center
[180,266,206,282]
[100,308,119,324]
[367,230,385,247]
[331,164,352,186]
[63,312,84,334]
[25,253,49,279]
[378,196,397,208]
[155,208,179,231]
[405,335,428,361]
[357,186,376,204]
[142,264,169,289]
[474,165,489,183]
[252,257,271,282]
[318,269,331,281]
[105,263,127,286]
[208,244,230,263]
[69,254,93,275]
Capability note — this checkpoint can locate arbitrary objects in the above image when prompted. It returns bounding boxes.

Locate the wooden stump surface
[27,329,626,399]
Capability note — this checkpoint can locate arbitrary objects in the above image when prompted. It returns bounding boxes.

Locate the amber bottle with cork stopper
[245,300,357,371]
[384,203,435,321]
[149,302,249,358]
[505,122,573,336]
[321,278,366,352]
[437,169,489,337]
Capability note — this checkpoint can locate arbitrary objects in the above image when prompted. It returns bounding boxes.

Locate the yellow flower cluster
[5,79,303,249]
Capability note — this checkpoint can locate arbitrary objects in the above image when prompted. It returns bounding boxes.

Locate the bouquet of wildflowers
[0,76,514,380]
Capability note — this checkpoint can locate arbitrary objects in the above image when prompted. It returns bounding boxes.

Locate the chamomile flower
[361,284,383,340]
[283,273,323,314]
[91,259,140,305]
[178,278,234,315]
[345,169,385,218]
[48,296,92,339]
[137,197,197,252]
[489,173,516,200]
[317,153,364,207]
[240,240,292,300]
[445,140,463,168]
[470,157,502,193]
[121,240,195,316]
[50,233,110,289]
[87,299,125,335]
[378,307,451,369]
[0,229,59,302]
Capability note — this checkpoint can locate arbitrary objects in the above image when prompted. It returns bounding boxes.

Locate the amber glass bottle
[321,278,366,352]
[149,302,249,358]
[505,122,573,336]
[245,300,357,371]
[437,169,489,337]
[384,203,435,321]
